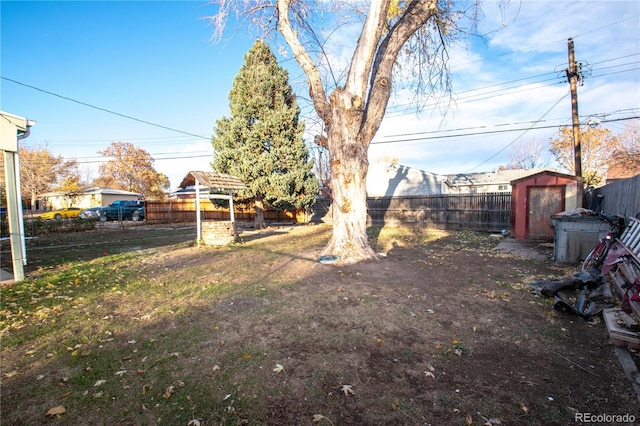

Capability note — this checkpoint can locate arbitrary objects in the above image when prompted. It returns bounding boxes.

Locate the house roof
[38,187,142,198]
[179,171,247,191]
[445,169,549,186]
[80,187,142,196]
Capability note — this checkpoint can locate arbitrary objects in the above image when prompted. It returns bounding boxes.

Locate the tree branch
[361,0,439,142]
[276,0,330,125]
[345,0,390,103]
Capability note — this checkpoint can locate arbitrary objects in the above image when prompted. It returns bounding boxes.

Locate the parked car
[40,207,82,220]
[102,200,145,221]
[79,207,106,221]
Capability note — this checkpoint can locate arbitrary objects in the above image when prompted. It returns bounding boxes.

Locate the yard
[0,223,638,425]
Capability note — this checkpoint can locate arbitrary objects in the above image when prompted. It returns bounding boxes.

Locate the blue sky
[1,1,639,191]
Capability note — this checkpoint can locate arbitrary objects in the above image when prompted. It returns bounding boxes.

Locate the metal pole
[195,179,201,247]
[3,151,25,281]
[229,190,235,223]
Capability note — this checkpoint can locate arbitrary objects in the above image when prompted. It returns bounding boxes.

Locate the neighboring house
[38,187,142,211]
[443,169,549,194]
[366,163,553,197]
[170,185,204,199]
[367,162,445,197]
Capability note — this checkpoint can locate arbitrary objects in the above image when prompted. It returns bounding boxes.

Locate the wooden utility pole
[566,37,582,178]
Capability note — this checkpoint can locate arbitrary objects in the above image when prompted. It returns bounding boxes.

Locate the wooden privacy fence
[147,194,512,232]
[365,194,512,231]
[310,194,512,231]
[145,199,309,224]
[593,174,640,218]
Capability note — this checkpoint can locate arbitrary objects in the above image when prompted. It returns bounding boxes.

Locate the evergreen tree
[212,40,318,228]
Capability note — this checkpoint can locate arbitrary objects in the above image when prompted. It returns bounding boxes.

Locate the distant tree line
[0,141,170,209]
[506,124,639,187]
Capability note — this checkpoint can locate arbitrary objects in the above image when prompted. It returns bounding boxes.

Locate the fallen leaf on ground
[273,363,284,373]
[46,405,66,416]
[481,415,502,425]
[313,414,335,424]
[93,379,106,387]
[466,413,473,426]
[341,384,354,396]
[163,385,175,399]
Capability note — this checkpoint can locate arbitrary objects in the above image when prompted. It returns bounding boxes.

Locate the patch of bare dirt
[1,224,638,425]
[144,226,638,424]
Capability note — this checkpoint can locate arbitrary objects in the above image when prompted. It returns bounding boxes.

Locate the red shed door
[527,186,565,239]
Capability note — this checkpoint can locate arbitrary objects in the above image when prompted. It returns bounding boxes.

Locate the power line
[377,113,639,142]
[0,76,210,140]
[373,123,564,145]
[465,92,571,172]
[4,56,635,149]
[385,55,638,117]
[71,153,213,165]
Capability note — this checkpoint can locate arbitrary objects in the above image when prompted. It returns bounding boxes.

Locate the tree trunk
[254,196,265,229]
[320,92,378,264]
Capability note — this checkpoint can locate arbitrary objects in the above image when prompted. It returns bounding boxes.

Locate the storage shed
[510,171,584,240]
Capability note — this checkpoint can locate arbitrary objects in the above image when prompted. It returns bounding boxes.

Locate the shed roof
[179,171,247,191]
[509,170,583,185]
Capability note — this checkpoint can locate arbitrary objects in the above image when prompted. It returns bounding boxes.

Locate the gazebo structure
[178,171,247,246]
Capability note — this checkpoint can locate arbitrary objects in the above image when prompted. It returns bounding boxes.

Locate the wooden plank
[631,298,640,321]
[604,309,640,349]
[611,273,628,299]
[618,311,640,330]
[619,262,638,283]
[612,346,640,391]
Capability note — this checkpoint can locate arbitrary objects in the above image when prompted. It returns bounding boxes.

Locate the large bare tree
[506,138,553,170]
[207,0,471,263]
[17,146,79,210]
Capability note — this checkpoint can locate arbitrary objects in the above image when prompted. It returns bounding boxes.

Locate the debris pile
[529,269,616,318]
